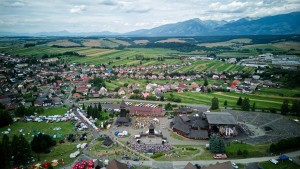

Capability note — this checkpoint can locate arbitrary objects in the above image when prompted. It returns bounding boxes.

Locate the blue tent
[279,155,289,160]
[114,130,119,136]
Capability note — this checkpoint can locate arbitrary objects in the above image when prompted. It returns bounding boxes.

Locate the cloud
[99,0,118,6]
[70,5,86,14]
[210,1,249,13]
[125,7,152,13]
[9,1,26,7]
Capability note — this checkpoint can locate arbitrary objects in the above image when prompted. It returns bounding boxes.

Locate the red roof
[129,106,163,116]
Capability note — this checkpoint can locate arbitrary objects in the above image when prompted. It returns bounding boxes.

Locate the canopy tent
[279,155,289,160]
[153,118,159,122]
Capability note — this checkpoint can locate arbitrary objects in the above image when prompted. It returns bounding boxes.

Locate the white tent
[123,131,128,136]
[153,118,159,122]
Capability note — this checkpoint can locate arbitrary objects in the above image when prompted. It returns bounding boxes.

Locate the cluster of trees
[0,134,32,168]
[31,133,56,153]
[42,51,85,59]
[165,103,173,111]
[0,105,13,128]
[236,97,252,111]
[281,99,300,116]
[15,105,44,117]
[209,135,226,153]
[211,97,219,110]
[24,43,36,48]
[86,103,102,119]
[167,93,182,103]
[269,136,300,153]
[89,77,106,89]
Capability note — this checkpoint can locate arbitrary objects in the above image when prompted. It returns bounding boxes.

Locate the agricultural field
[198,38,252,47]
[156,38,187,43]
[175,60,255,73]
[164,91,297,110]
[133,39,149,44]
[47,40,81,47]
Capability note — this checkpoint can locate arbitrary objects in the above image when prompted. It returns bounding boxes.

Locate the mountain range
[1,11,299,37]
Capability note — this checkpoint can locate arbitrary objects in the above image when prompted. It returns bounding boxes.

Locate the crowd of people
[134,117,160,129]
[130,143,173,153]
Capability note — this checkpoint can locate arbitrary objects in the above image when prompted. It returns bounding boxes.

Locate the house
[118,88,125,95]
[99,87,108,95]
[212,75,219,80]
[106,159,127,169]
[43,99,53,107]
[73,93,82,99]
[129,106,164,117]
[202,161,233,169]
[0,96,11,104]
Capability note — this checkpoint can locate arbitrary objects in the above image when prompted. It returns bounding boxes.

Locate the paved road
[123,150,300,169]
[75,98,210,109]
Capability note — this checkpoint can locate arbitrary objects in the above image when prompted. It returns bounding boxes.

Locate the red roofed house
[129,106,164,117]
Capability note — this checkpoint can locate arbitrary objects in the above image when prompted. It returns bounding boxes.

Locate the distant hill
[0,12,299,37]
[127,12,300,36]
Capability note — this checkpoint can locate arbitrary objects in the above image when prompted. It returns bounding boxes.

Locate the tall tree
[98,102,102,112]
[224,100,228,109]
[251,102,256,111]
[82,103,85,110]
[0,134,11,168]
[236,97,242,106]
[203,78,208,86]
[0,110,13,128]
[281,99,289,115]
[209,135,225,153]
[242,98,250,111]
[211,97,219,110]
[291,100,300,116]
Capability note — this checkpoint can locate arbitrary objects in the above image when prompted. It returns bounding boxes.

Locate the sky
[0,0,300,33]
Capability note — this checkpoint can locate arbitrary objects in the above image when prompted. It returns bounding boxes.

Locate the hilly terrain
[0,12,299,37]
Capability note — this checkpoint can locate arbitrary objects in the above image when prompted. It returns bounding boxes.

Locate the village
[0,52,295,110]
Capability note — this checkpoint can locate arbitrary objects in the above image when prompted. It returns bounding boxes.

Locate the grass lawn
[225,141,270,158]
[164,91,294,110]
[154,145,201,161]
[259,160,300,169]
[34,143,78,168]
[0,121,75,141]
[43,106,69,116]
[254,87,300,98]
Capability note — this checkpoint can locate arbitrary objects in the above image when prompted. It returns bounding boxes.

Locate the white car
[270,159,279,164]
[232,163,239,169]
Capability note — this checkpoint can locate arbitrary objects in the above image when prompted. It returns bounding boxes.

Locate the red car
[213,154,227,159]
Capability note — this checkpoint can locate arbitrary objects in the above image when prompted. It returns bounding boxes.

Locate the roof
[120,100,127,109]
[106,159,127,169]
[149,123,155,129]
[188,129,208,139]
[129,106,163,116]
[102,137,113,147]
[202,161,233,169]
[184,162,197,169]
[205,112,237,125]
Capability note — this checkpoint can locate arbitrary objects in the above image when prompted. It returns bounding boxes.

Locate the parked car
[270,159,278,164]
[213,154,227,159]
[232,163,238,169]
[132,157,139,161]
[122,155,130,160]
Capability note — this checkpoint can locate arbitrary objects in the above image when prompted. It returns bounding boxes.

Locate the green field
[164,91,299,110]
[259,160,300,169]
[176,60,255,73]
[225,141,269,158]
[0,107,94,167]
